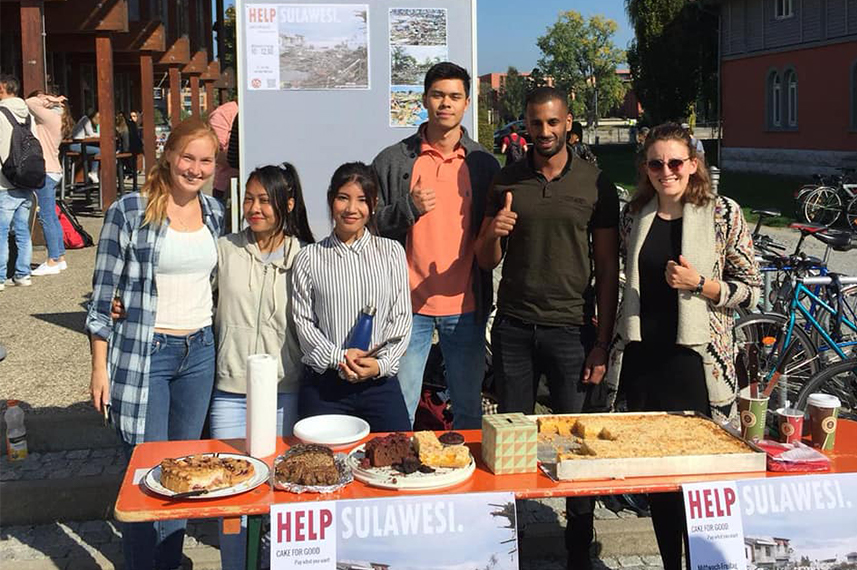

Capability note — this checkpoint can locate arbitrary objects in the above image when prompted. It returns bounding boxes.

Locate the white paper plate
[346,444,476,491]
[143,453,270,499]
[293,415,370,447]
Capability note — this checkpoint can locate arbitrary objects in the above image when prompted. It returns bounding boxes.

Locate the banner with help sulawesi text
[269,492,519,569]
[683,473,857,570]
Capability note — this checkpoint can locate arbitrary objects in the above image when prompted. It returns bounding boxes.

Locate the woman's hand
[340,349,380,382]
[110,297,126,320]
[665,255,700,290]
[90,368,110,413]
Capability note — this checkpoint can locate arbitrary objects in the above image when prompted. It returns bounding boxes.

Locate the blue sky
[224,0,633,73]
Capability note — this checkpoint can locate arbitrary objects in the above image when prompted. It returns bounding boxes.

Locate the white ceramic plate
[346,444,476,491]
[143,453,270,499]
[292,415,370,447]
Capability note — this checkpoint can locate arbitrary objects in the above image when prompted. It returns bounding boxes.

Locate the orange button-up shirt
[406,139,475,316]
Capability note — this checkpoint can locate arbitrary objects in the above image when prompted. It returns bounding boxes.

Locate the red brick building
[717,0,857,174]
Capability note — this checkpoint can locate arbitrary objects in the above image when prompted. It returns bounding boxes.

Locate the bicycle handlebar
[800,276,857,286]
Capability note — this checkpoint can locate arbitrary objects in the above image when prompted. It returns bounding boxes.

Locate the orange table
[115,422,857,566]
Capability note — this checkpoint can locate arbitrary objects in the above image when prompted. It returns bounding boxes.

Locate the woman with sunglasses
[605,123,760,570]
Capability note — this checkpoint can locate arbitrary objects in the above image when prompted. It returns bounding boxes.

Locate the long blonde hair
[629,122,712,213]
[142,117,218,226]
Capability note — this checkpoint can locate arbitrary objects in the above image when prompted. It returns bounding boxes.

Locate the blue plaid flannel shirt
[85,192,225,445]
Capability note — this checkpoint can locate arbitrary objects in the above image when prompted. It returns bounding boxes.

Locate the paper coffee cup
[776,407,804,444]
[737,386,769,441]
[807,393,840,451]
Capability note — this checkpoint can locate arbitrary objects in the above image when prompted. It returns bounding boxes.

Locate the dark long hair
[246,163,315,244]
[326,162,380,234]
[629,122,712,213]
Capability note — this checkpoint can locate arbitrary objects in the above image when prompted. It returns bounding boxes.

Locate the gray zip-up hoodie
[0,97,39,190]
[214,229,303,394]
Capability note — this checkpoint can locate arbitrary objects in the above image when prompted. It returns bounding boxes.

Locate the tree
[478,83,497,149]
[499,66,527,123]
[537,11,626,127]
[625,0,719,124]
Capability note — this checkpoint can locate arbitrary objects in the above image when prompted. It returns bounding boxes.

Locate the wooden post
[204,0,214,56]
[20,0,46,95]
[140,52,156,176]
[204,80,216,112]
[190,75,201,118]
[169,65,181,127]
[96,33,117,209]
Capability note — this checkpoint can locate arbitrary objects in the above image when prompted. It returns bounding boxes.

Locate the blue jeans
[209,389,299,570]
[0,189,34,283]
[397,312,486,429]
[35,173,64,261]
[68,142,99,174]
[299,368,411,432]
[121,326,215,570]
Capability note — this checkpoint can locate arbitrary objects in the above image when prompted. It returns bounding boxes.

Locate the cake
[412,431,471,468]
[222,457,255,485]
[438,431,465,446]
[275,444,339,486]
[364,433,414,467]
[159,455,230,493]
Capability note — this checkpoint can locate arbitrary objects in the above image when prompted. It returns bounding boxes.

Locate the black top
[639,215,683,344]
[487,146,619,325]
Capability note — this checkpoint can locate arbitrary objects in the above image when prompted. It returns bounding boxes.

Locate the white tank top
[154,226,217,330]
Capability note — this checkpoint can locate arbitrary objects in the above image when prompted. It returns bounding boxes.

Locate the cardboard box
[482,413,537,474]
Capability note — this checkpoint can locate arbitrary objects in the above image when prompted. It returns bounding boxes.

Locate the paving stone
[20,458,41,471]
[599,556,621,569]
[47,467,72,479]
[104,463,126,475]
[76,463,104,477]
[0,468,23,481]
[617,509,638,519]
[65,449,91,460]
[78,521,105,533]
[90,448,119,458]
[594,507,619,520]
[618,555,644,567]
[642,555,663,566]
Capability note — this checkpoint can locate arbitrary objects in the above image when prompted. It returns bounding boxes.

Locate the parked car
[493,120,530,153]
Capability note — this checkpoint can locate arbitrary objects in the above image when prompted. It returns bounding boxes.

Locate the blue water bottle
[346,304,375,351]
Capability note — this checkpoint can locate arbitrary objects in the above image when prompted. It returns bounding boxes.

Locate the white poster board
[238,0,478,237]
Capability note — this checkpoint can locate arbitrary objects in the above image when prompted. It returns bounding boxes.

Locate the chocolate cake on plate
[275,444,339,486]
[364,433,415,467]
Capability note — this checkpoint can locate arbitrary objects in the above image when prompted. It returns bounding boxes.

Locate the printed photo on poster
[391,45,448,85]
[390,8,447,46]
[336,494,519,570]
[390,86,426,128]
[278,4,369,90]
[739,474,856,570]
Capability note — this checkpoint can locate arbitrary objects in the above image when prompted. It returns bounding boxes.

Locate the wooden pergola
[0,0,231,209]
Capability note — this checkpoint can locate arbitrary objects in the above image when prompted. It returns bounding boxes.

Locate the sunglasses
[646,157,691,173]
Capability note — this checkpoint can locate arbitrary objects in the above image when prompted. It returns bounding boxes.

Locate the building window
[785,69,798,127]
[768,71,782,127]
[775,0,794,18]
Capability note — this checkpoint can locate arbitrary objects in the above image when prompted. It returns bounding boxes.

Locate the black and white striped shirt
[291,231,412,376]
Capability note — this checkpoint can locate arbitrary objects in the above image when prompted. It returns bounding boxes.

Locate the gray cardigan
[372,127,500,320]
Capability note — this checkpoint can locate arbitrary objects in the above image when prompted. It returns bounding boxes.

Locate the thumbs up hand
[665,254,700,290]
[488,191,517,239]
[410,175,437,214]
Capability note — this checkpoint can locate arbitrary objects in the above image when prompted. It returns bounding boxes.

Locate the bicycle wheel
[734,313,820,410]
[812,284,857,362]
[847,197,857,230]
[802,187,842,227]
[795,358,857,422]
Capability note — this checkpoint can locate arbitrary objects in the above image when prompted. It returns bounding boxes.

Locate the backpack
[504,133,525,165]
[226,116,239,169]
[56,200,94,249]
[0,107,46,190]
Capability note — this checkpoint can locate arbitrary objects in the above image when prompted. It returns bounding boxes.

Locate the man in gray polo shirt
[476,86,620,570]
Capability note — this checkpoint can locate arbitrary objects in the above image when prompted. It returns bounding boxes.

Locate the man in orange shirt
[373,63,500,429]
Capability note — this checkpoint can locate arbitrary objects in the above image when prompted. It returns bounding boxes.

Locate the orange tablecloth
[114,421,857,523]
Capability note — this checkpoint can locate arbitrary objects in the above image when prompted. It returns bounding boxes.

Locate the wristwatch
[693,275,706,295]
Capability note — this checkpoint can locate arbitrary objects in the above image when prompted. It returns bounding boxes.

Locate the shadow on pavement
[31,311,88,335]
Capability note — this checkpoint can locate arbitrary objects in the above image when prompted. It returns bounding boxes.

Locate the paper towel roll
[246,354,278,458]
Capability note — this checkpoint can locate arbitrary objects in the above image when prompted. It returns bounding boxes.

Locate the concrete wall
[721,146,857,174]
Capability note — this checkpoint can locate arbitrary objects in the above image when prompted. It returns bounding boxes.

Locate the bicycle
[794,357,857,422]
[800,169,857,228]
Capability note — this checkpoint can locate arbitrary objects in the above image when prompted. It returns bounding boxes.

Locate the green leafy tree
[526,67,549,91]
[537,11,626,126]
[221,5,236,72]
[478,83,497,148]
[625,0,719,124]
[499,66,527,123]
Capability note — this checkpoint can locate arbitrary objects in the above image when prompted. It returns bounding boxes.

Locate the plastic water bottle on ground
[5,400,28,461]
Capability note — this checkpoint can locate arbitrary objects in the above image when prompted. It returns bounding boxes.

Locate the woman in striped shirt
[292,162,412,432]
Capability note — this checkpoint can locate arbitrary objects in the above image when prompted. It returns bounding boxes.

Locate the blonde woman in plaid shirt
[85,118,224,570]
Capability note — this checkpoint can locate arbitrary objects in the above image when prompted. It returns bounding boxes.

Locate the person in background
[635,126,650,153]
[0,74,38,290]
[607,123,760,570]
[26,89,72,276]
[681,122,705,161]
[568,120,598,166]
[207,99,239,204]
[500,123,528,166]
[373,62,500,430]
[207,162,313,569]
[475,86,620,570]
[86,117,224,570]
[71,109,100,184]
[292,162,412,432]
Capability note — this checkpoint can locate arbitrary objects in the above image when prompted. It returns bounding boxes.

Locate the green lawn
[495,144,811,226]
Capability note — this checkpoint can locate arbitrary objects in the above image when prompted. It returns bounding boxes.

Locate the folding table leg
[246,514,263,570]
